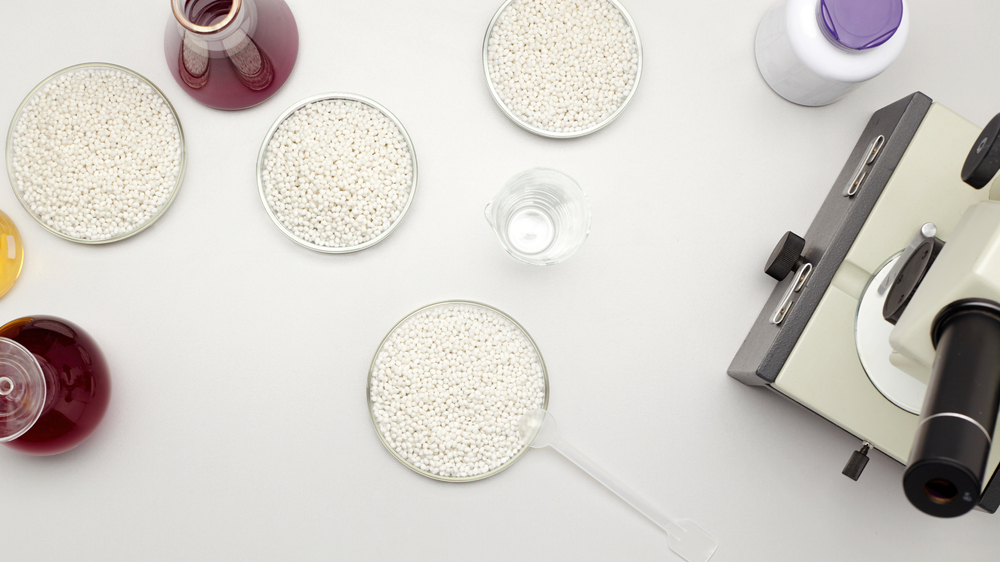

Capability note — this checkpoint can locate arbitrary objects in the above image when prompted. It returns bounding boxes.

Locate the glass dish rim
[366,299,551,483]
[481,0,644,139]
[256,92,419,254]
[5,62,187,245]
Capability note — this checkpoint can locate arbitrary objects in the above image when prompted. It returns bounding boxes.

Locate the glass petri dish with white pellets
[6,63,186,243]
[483,0,642,138]
[257,93,417,253]
[367,300,549,482]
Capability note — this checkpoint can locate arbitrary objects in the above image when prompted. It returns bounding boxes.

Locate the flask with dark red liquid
[164,0,299,110]
[0,317,111,455]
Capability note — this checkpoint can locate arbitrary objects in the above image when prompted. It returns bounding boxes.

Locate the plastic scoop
[518,409,718,562]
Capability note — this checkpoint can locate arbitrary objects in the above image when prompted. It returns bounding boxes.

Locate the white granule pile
[486,0,639,133]
[370,304,547,478]
[261,99,414,248]
[9,67,182,241]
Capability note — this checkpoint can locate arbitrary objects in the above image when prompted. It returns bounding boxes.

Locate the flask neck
[172,0,249,36]
[0,337,46,443]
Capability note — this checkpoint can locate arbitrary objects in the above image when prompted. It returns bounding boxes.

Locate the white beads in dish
[9,67,182,241]
[487,0,639,134]
[370,304,547,479]
[261,99,414,249]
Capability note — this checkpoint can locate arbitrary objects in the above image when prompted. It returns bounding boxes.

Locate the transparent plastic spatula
[518,410,718,562]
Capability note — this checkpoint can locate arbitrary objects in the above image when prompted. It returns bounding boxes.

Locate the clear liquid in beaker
[508,207,555,254]
[486,168,590,266]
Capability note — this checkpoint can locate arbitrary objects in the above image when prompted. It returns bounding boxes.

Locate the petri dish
[6,63,186,244]
[483,0,643,139]
[256,93,418,253]
[367,300,550,482]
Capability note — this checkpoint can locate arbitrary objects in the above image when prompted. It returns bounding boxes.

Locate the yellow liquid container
[0,209,24,298]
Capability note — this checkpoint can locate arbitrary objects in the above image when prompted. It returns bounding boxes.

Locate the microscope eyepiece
[903,299,1000,517]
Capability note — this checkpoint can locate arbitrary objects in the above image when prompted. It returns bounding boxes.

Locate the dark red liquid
[164,0,299,110]
[0,317,111,455]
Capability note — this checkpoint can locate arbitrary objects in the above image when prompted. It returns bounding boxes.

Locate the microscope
[730,92,1000,517]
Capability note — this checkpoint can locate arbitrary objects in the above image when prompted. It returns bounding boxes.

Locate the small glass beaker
[485,168,591,265]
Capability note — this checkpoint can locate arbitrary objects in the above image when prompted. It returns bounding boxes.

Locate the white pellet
[487,0,639,133]
[261,99,414,248]
[370,304,547,478]
[9,67,182,241]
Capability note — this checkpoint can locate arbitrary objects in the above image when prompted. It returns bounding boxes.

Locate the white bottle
[755,0,908,106]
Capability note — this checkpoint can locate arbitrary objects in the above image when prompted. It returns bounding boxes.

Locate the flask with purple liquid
[164,0,299,110]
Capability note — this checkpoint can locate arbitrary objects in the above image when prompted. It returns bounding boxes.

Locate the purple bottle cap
[820,0,904,50]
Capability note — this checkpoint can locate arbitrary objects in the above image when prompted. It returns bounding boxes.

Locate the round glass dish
[5,62,186,244]
[367,300,550,482]
[256,93,418,253]
[482,0,643,139]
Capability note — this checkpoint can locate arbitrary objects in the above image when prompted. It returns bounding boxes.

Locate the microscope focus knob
[842,442,871,481]
[962,112,1000,189]
[765,231,806,281]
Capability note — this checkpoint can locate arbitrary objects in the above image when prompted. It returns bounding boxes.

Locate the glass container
[486,168,592,266]
[257,93,418,253]
[6,63,186,244]
[755,0,908,106]
[367,300,550,482]
[483,0,643,139]
[165,0,299,110]
[0,209,24,299]
[0,316,111,455]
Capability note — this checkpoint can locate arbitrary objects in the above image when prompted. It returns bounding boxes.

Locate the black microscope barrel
[903,299,1000,517]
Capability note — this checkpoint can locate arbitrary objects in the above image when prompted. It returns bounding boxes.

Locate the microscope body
[889,201,1000,516]
[729,92,1000,515]
[890,200,1000,371]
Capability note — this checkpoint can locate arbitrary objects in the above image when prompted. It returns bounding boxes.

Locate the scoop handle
[547,435,718,562]
[548,435,684,533]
